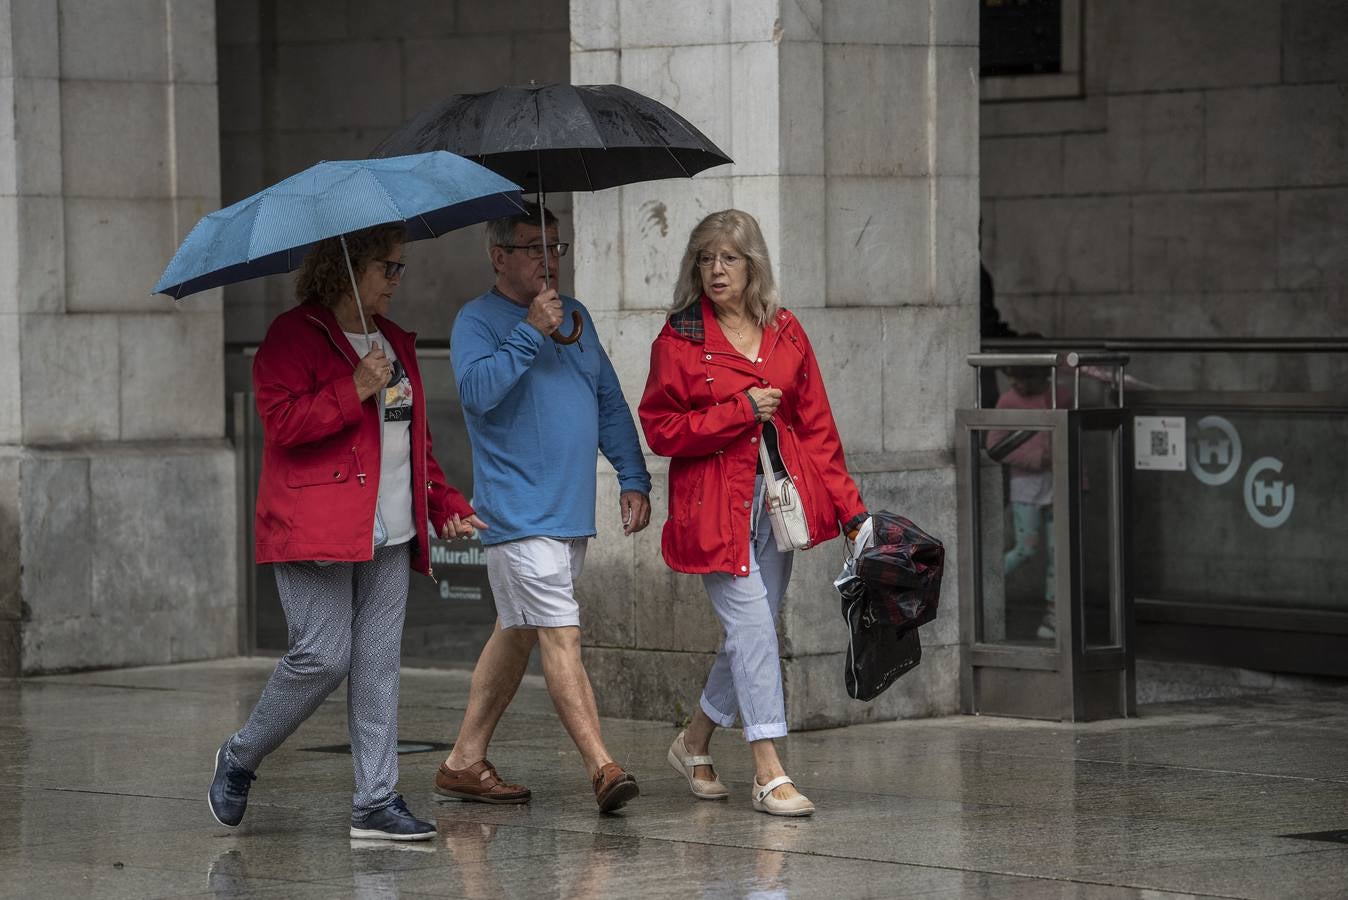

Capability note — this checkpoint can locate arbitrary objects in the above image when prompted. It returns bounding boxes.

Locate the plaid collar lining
[669,304,704,342]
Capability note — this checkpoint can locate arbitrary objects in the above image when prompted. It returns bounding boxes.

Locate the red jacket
[252,302,473,575]
[638,297,866,575]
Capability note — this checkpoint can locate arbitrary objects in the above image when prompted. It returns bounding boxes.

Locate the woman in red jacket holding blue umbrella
[639,209,868,817]
[210,224,484,840]
[153,151,522,840]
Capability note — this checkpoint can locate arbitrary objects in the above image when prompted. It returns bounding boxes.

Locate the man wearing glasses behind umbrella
[434,202,652,813]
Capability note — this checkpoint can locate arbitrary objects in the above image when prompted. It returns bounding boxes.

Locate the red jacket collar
[299,301,416,365]
[697,295,784,364]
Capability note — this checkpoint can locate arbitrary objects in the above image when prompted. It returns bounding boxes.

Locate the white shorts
[485,537,588,630]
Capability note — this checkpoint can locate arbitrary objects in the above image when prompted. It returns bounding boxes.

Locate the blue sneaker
[208,741,256,827]
[349,795,436,841]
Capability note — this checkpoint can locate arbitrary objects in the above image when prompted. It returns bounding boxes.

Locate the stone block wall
[216,0,573,348]
[981,0,1348,390]
[0,0,235,674]
[571,0,979,726]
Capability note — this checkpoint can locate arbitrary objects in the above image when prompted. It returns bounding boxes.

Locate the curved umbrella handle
[551,310,584,345]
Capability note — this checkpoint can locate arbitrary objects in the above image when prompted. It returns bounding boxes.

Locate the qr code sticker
[1150,430,1169,456]
[1135,416,1184,471]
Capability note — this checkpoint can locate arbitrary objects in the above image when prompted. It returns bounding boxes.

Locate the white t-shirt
[345,330,415,545]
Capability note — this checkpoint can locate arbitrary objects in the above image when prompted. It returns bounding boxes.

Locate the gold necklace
[717,313,748,339]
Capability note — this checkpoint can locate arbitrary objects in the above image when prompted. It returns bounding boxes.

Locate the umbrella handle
[551,311,584,345]
[533,181,582,346]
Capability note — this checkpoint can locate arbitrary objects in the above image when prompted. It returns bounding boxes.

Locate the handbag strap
[758,434,782,503]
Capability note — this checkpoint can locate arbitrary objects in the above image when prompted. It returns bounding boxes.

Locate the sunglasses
[378,259,407,280]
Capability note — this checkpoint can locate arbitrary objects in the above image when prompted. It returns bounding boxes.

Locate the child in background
[986,366,1070,641]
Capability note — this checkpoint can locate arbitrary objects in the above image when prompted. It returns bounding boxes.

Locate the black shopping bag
[853,511,945,630]
[840,576,923,701]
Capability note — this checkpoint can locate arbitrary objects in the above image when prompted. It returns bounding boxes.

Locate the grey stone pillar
[570,0,978,724]
[0,1,235,674]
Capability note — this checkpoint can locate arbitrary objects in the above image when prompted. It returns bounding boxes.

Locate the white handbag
[759,434,812,552]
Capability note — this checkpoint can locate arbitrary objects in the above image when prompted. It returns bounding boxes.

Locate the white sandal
[751,775,815,817]
[667,731,729,800]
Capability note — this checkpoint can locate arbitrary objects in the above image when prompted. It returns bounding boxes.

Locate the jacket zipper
[702,320,816,563]
[415,333,435,578]
[307,313,379,553]
[705,340,784,570]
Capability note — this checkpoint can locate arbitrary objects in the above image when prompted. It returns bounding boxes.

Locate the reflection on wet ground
[1,658,1345,898]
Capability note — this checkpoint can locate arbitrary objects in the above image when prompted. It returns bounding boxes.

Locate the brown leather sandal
[433,758,531,804]
[592,762,639,813]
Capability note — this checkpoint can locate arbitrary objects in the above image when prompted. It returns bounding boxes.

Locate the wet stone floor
[1,658,1346,899]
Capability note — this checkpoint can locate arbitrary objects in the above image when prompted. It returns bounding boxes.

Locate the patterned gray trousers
[227,542,410,813]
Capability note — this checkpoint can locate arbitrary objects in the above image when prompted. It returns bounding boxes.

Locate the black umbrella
[371,82,732,343]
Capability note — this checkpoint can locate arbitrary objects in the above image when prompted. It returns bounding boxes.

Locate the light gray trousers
[227,542,410,813]
[699,476,794,742]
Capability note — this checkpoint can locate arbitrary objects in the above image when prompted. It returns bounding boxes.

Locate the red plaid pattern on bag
[853,512,945,630]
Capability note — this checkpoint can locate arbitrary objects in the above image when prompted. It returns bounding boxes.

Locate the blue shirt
[450,289,651,545]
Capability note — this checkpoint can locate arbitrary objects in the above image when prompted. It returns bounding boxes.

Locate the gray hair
[485,200,558,252]
[670,209,779,327]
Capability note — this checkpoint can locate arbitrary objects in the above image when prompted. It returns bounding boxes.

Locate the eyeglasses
[378,259,407,280]
[696,251,744,269]
[498,242,570,260]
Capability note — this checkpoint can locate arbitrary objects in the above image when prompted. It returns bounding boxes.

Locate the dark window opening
[980,0,1063,77]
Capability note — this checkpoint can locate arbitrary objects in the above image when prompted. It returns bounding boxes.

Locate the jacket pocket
[287,462,349,488]
[672,462,704,524]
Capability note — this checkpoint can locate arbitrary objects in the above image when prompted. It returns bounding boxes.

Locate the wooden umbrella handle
[551,310,584,345]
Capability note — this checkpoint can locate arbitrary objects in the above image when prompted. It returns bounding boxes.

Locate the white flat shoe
[667,731,729,800]
[751,775,815,817]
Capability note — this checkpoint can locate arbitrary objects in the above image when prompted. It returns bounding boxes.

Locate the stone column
[0,1,235,674]
[570,0,978,723]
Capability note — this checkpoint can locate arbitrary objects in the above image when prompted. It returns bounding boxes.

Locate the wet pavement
[1,658,1345,899]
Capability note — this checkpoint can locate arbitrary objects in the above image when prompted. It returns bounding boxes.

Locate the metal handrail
[966,352,1064,369]
[967,351,1130,409]
[983,337,1348,353]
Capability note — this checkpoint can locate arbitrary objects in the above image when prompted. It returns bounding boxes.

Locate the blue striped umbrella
[154,151,524,300]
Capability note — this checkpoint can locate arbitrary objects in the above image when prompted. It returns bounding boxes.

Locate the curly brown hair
[295,223,406,307]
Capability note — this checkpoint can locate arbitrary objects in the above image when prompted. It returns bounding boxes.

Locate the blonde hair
[670,209,779,327]
[295,223,406,307]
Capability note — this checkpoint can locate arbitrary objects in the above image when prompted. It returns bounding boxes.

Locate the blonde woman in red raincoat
[639,209,868,817]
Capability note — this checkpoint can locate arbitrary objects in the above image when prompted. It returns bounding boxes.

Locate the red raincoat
[252,301,473,575]
[639,297,866,576]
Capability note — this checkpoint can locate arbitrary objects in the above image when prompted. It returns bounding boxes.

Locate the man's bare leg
[443,618,537,770]
[535,625,613,778]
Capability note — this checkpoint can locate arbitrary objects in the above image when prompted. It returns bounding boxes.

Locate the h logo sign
[1244,457,1294,529]
[1188,416,1241,486]
[1196,438,1230,467]
[1251,478,1285,510]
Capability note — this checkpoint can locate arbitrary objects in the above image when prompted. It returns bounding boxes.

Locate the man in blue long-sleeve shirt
[433,203,651,814]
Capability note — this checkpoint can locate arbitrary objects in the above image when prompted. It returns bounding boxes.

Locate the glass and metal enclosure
[979,337,1348,680]
[957,352,1134,721]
